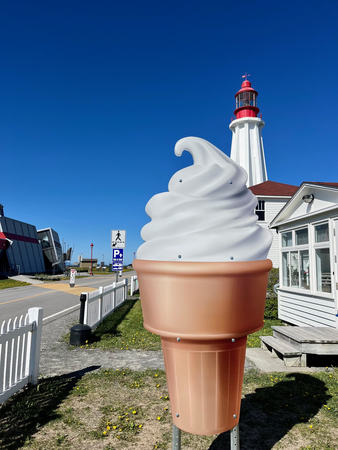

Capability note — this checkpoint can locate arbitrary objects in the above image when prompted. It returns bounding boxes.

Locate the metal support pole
[171,423,239,449]
[172,425,181,450]
[79,294,87,325]
[90,243,93,276]
[230,424,240,449]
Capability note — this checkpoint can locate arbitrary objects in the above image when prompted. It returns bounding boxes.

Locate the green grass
[88,299,161,351]
[0,367,336,449]
[247,319,284,348]
[91,271,115,275]
[76,267,280,351]
[0,279,30,289]
[81,298,280,351]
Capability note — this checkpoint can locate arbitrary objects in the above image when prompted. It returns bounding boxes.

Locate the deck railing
[0,307,43,404]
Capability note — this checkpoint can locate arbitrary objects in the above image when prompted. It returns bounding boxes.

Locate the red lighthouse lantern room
[234,78,259,119]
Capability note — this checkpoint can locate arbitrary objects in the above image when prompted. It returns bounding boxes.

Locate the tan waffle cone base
[133,259,271,435]
[162,336,247,435]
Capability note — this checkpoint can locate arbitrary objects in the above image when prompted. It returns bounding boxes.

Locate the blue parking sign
[112,248,123,271]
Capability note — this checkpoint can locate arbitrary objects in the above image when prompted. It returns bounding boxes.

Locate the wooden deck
[260,326,338,367]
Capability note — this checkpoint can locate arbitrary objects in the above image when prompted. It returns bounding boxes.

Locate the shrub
[264,268,279,320]
[267,268,279,294]
[264,295,278,320]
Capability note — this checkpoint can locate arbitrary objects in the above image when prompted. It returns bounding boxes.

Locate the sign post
[111,230,126,282]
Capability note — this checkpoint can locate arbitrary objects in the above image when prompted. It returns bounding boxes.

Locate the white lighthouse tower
[229,78,268,187]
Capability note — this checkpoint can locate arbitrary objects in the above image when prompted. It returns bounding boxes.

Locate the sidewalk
[39,309,323,378]
[40,310,166,377]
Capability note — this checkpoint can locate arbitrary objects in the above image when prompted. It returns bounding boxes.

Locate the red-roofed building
[249,181,299,197]
[229,80,338,334]
[246,181,299,266]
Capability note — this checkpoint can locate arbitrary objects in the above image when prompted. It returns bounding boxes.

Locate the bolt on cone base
[161,336,246,435]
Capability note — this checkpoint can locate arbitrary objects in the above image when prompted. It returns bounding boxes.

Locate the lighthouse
[229,77,268,187]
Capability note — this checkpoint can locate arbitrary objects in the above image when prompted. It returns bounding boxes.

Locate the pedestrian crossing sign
[111,230,126,248]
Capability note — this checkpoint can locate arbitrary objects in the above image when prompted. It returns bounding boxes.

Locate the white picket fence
[83,279,129,329]
[0,307,43,404]
[130,275,139,295]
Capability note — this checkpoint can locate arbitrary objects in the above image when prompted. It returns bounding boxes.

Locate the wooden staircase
[260,326,338,367]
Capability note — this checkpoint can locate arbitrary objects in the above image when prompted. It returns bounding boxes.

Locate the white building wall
[256,197,290,267]
[276,208,338,328]
[278,289,336,327]
[230,117,267,187]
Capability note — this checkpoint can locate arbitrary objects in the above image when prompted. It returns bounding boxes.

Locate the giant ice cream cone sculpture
[134,137,272,435]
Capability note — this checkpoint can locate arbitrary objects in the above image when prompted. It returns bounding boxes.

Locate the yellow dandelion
[157,416,161,421]
[156,384,160,388]
[309,425,313,429]
[107,425,110,430]
[113,425,117,429]
[132,410,137,414]
[103,431,107,435]
[138,424,143,428]
[164,406,168,411]
[155,373,159,377]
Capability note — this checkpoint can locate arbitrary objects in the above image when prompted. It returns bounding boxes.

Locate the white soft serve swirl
[136,137,272,262]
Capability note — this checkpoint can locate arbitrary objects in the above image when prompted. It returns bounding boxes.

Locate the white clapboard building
[270,182,338,328]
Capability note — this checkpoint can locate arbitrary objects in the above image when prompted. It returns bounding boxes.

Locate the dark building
[0,208,45,275]
[37,228,64,274]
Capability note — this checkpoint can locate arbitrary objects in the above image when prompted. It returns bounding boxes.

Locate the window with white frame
[314,222,331,293]
[255,200,265,221]
[281,227,310,290]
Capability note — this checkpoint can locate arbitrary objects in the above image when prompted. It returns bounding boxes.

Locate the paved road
[0,271,136,324]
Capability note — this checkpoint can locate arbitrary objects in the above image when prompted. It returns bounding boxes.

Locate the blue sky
[1,0,338,265]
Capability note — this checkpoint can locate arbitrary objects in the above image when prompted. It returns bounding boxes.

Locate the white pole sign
[69,268,77,287]
[111,230,126,248]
